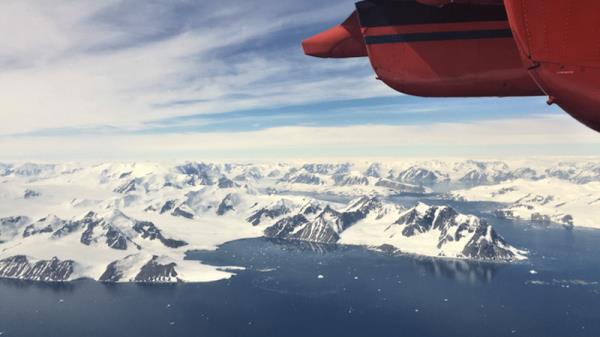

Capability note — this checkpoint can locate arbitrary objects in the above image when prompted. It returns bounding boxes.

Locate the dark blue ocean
[1,199,599,337]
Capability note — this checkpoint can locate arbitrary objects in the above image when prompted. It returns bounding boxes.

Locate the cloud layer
[2,115,598,161]
[0,0,386,134]
[0,0,598,160]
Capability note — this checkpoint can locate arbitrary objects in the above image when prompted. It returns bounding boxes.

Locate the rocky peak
[246,199,294,226]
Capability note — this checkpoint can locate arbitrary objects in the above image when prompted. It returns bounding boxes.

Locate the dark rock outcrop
[247,201,292,226]
[216,193,238,216]
[134,256,179,283]
[264,197,383,244]
[99,260,124,282]
[218,176,236,188]
[133,221,187,248]
[23,189,40,199]
[0,256,75,282]
[264,214,309,239]
[171,206,194,219]
[159,200,177,214]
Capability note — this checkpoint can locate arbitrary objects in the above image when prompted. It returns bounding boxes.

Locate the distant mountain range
[0,159,598,283]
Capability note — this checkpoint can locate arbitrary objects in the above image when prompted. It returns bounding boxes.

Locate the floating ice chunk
[317,274,324,279]
[529,270,538,275]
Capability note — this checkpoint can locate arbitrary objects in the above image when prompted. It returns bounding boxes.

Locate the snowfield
[0,159,597,283]
[452,178,600,229]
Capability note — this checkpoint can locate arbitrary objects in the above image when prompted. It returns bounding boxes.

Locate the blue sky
[0,0,598,161]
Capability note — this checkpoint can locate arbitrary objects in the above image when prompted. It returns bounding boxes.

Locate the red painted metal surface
[302,12,367,58]
[504,0,600,131]
[358,1,542,97]
[362,24,541,97]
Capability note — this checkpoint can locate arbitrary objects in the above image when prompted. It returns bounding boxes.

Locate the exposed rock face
[265,196,383,244]
[0,216,29,242]
[395,205,458,237]
[0,256,75,282]
[302,163,349,175]
[365,163,383,178]
[299,201,322,216]
[23,224,53,237]
[132,221,187,248]
[51,219,83,239]
[218,176,236,188]
[530,213,552,225]
[134,256,179,283]
[346,196,385,219]
[216,193,239,216]
[99,260,124,282]
[100,255,181,283]
[23,189,40,199]
[49,211,184,251]
[333,174,369,186]
[114,178,143,193]
[176,162,217,186]
[290,206,346,243]
[171,205,195,219]
[264,215,309,238]
[461,224,519,261]
[23,215,64,238]
[78,212,136,250]
[247,200,293,226]
[160,200,177,214]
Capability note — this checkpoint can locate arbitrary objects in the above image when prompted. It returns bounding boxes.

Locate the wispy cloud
[0,0,597,160]
[2,114,598,161]
[0,0,383,135]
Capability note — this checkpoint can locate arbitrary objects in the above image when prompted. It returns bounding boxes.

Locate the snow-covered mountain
[262,197,524,261]
[0,159,597,283]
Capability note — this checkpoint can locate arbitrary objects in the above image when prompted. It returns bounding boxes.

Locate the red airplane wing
[505,0,600,131]
[303,0,600,132]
